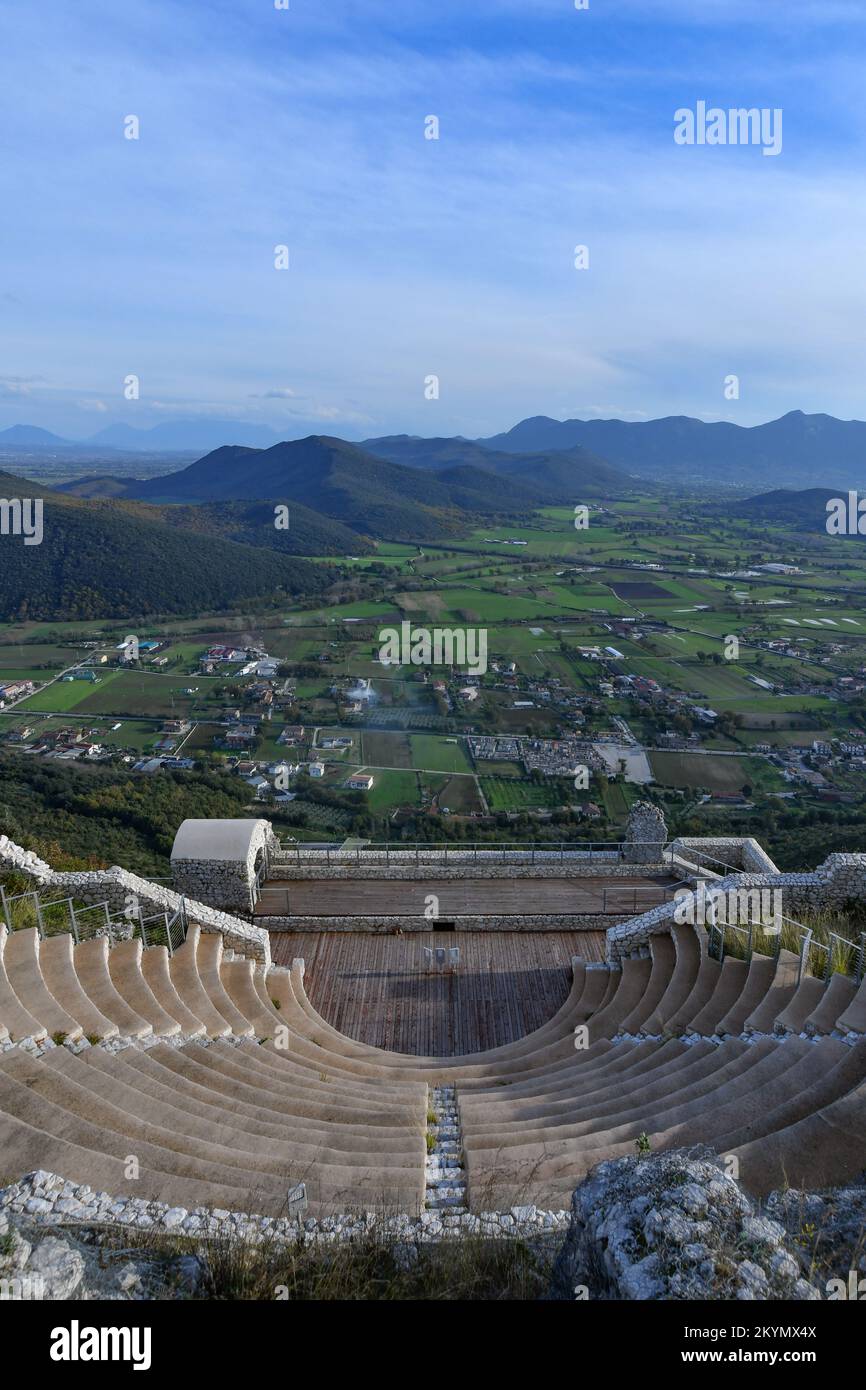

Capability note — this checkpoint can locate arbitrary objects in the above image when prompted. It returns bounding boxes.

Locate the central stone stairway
[425,1085,466,1213]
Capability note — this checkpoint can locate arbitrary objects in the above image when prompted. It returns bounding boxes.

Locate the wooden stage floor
[256,874,675,920]
[269,930,606,1056]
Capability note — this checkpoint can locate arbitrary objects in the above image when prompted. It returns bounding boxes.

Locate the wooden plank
[270,930,605,1057]
[255,874,675,919]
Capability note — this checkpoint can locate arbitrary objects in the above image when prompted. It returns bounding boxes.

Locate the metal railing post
[69,902,80,945]
[35,894,46,939]
[797,929,813,985]
[0,884,10,932]
[824,939,834,982]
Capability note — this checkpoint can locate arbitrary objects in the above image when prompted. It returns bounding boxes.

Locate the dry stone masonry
[623,801,668,865]
[0,834,270,966]
[170,818,280,914]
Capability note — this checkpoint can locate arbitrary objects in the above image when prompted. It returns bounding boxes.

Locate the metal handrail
[272,838,651,868]
[707,914,864,983]
[0,883,188,954]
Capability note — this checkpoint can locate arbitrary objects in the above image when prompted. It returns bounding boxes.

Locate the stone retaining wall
[258,912,622,933]
[606,852,866,966]
[0,836,270,967]
[671,836,780,876]
[267,861,670,882]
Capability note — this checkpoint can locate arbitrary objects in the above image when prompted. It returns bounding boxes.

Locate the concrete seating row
[0,924,428,1217]
[0,918,863,1219]
[447,926,866,1209]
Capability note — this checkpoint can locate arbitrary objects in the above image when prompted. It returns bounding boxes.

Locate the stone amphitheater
[0,806,864,1280]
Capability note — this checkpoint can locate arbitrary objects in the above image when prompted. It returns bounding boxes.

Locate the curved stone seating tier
[4,928,83,1041]
[140,945,207,1038]
[39,934,119,1041]
[803,973,860,1037]
[836,974,866,1035]
[106,939,181,1039]
[617,933,675,1035]
[73,938,152,1040]
[0,927,48,1043]
[0,920,863,1216]
[742,948,801,1033]
[716,953,777,1038]
[169,928,234,1038]
[640,923,702,1035]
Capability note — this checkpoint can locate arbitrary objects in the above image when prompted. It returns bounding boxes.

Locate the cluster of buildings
[0,680,35,707]
[199,645,279,679]
[5,724,107,760]
[117,639,168,666]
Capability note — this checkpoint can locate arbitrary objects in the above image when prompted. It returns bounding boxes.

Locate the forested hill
[0,472,335,621]
[109,436,554,538]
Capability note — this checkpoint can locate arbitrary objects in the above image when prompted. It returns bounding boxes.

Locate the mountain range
[0,420,283,452]
[55,434,632,539]
[6,410,866,489]
[477,411,866,488]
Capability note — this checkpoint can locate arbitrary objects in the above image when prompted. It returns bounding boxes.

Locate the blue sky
[2,0,866,440]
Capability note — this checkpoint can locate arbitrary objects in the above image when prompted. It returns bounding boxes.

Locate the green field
[409,735,473,772]
[366,769,419,812]
[648,751,783,794]
[479,776,566,811]
[18,672,123,713]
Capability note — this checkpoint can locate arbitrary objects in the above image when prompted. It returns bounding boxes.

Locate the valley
[4,469,866,874]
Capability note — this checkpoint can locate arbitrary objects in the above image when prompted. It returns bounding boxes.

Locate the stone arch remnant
[170,818,279,912]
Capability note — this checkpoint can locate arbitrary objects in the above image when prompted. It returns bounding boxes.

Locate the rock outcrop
[551,1147,825,1300]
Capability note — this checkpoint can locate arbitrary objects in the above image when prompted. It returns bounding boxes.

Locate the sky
[2,0,866,441]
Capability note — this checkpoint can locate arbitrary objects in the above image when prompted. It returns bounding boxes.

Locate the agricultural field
[17,672,125,713]
[360,730,412,768]
[480,775,568,811]
[648,751,783,794]
[423,772,483,815]
[365,769,420,813]
[409,735,473,773]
